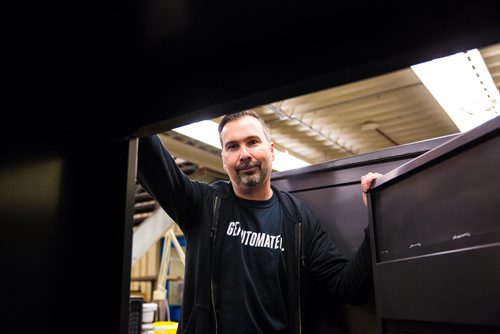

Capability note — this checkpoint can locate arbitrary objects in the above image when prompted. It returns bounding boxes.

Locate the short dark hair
[218,110,271,144]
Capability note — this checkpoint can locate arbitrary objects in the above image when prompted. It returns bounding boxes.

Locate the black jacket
[137,135,372,334]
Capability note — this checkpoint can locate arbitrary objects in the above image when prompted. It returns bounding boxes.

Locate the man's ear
[270,142,275,161]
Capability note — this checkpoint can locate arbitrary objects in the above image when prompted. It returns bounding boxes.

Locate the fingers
[361,172,382,208]
[360,172,383,193]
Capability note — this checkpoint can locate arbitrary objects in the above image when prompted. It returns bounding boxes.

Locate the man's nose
[239,146,251,160]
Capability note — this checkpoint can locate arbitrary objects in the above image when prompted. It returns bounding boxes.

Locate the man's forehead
[221,117,265,141]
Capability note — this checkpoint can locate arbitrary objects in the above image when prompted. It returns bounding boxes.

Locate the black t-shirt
[217,193,288,333]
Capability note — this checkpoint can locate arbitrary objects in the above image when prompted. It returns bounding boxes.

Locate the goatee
[240,175,260,187]
[236,161,262,186]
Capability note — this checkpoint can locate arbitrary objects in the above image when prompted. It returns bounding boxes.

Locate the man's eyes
[226,140,260,150]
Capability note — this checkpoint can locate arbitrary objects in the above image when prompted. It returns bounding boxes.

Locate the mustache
[236,161,262,171]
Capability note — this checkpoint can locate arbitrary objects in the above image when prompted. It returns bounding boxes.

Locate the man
[138,110,382,333]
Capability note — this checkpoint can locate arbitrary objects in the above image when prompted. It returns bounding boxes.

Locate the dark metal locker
[271,134,458,333]
[367,116,500,333]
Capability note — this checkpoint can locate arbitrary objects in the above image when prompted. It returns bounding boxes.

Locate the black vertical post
[57,137,138,333]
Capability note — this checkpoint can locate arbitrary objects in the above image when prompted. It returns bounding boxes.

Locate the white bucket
[142,303,158,323]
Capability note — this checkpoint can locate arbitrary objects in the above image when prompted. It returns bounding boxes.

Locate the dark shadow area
[3,1,500,333]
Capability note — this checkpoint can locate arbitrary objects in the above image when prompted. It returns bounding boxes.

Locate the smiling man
[219,112,275,199]
[137,110,381,334]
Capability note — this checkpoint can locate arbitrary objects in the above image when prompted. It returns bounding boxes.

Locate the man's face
[220,116,275,195]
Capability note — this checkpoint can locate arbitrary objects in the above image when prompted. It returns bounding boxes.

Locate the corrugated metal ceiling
[161,42,500,175]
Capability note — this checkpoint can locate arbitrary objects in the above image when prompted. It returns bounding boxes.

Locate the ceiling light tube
[411,48,499,132]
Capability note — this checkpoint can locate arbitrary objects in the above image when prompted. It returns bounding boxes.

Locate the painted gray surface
[369,116,500,332]
[271,135,456,333]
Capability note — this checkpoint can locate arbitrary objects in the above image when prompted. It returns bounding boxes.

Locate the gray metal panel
[271,135,455,334]
[372,133,500,261]
[272,134,457,257]
[375,245,500,327]
[368,116,500,331]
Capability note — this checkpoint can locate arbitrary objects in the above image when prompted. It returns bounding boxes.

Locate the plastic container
[142,303,158,323]
[169,305,181,322]
[152,321,178,334]
[142,323,154,334]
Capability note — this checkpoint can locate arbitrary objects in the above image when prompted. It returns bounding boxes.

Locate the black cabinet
[368,116,500,333]
[272,134,457,334]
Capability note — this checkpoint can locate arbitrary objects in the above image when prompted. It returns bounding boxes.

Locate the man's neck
[234,185,273,201]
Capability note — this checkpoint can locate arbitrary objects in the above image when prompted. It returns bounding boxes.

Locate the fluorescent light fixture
[172,120,310,172]
[173,120,222,149]
[411,48,499,132]
[272,150,310,171]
